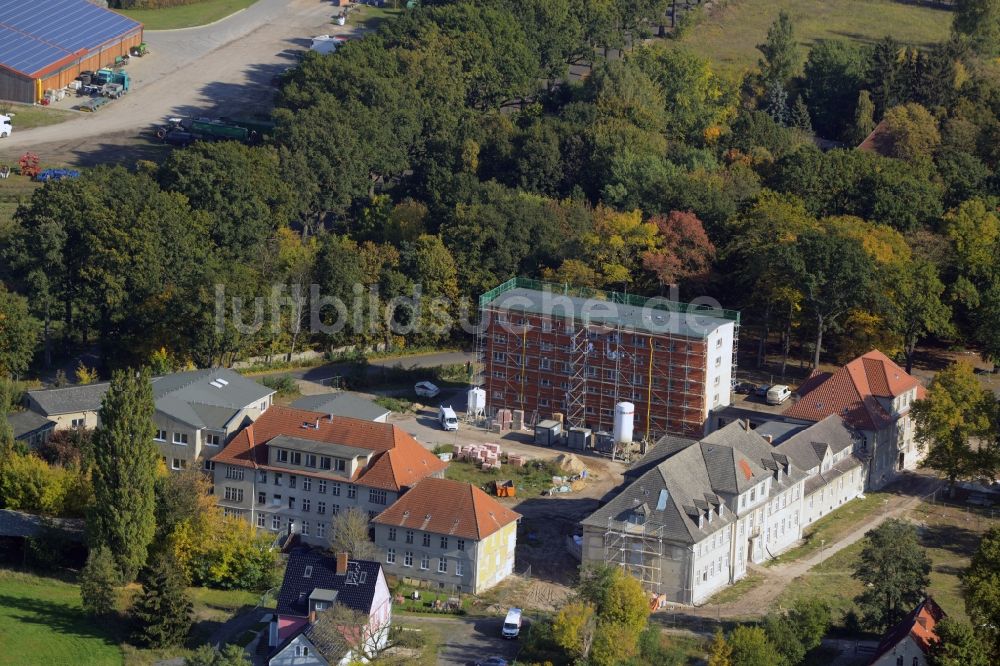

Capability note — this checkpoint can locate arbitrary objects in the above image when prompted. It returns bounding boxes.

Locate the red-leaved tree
[641,211,716,287]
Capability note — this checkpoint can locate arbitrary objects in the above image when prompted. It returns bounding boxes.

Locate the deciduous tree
[641,210,715,287]
[952,0,1000,57]
[328,507,379,561]
[0,283,39,377]
[963,527,1000,653]
[853,519,931,630]
[882,103,941,162]
[929,617,993,666]
[727,625,784,666]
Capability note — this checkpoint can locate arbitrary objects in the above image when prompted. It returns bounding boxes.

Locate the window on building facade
[387,548,396,564]
[438,558,448,573]
[303,477,312,492]
[257,513,266,527]
[305,454,316,468]
[369,489,387,505]
[388,528,396,541]
[440,536,448,549]
[422,533,431,547]
[456,560,463,576]
[206,433,221,446]
[277,449,288,463]
[406,530,414,544]
[224,487,243,503]
[420,554,429,570]
[226,466,245,481]
[274,473,283,486]
[172,458,186,470]
[457,539,465,551]
[317,523,326,538]
[258,491,266,505]
[290,452,301,465]
[272,515,280,530]
[404,551,413,567]
[289,475,297,489]
[302,521,310,536]
[331,482,341,496]
[288,497,295,510]
[173,433,188,445]
[317,501,325,514]
[302,499,311,512]
[155,430,166,441]
[318,480,327,494]
[347,485,356,499]
[320,456,331,470]
[331,504,339,514]
[335,459,347,472]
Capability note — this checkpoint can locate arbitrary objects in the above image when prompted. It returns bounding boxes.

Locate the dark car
[733,381,757,395]
[754,384,771,398]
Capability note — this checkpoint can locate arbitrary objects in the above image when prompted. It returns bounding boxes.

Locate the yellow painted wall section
[474,521,517,594]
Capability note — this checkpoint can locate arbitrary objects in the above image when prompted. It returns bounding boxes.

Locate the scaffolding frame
[603,516,665,594]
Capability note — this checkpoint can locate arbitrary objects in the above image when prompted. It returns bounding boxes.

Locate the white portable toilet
[613,401,635,444]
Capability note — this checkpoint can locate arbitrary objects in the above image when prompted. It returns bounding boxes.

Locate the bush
[259,374,298,397]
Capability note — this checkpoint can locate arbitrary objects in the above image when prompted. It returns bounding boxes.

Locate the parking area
[400,615,524,666]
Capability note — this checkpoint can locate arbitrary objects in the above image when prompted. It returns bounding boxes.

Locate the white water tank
[467,386,486,416]
[613,402,635,443]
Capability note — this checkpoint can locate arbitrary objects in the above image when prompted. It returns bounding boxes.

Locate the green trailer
[189,119,250,142]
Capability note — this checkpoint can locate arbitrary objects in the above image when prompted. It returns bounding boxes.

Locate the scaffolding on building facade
[603,515,665,595]
[476,278,740,441]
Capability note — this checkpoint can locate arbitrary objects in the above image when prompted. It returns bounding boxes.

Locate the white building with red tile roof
[371,477,521,594]
[211,406,447,546]
[869,597,944,666]
[784,350,925,490]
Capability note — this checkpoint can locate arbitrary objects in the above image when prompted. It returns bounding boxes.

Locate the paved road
[397,615,523,666]
[0,0,347,165]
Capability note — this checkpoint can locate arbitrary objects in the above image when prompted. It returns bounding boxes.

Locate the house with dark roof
[869,598,944,666]
[292,392,390,423]
[372,477,521,594]
[210,406,447,546]
[268,550,391,665]
[581,420,807,604]
[783,350,924,490]
[6,411,56,448]
[26,368,275,472]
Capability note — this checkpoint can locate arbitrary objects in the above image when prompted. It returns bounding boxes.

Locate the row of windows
[386,549,464,575]
[387,528,465,550]
[275,448,347,472]
[261,471,357,498]
[256,513,328,539]
[491,325,700,352]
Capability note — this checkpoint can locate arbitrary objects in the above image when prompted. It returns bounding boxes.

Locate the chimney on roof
[764,434,773,444]
[743,419,750,431]
[308,609,317,624]
[336,552,349,574]
[315,418,321,429]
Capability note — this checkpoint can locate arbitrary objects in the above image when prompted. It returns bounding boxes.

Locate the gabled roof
[582,420,807,544]
[784,350,923,431]
[775,415,858,473]
[212,406,446,492]
[624,433,696,480]
[6,411,56,439]
[27,382,109,416]
[292,392,390,422]
[869,598,944,664]
[301,613,351,663]
[276,549,382,618]
[372,477,521,541]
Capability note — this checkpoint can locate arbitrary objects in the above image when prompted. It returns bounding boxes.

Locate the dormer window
[303,566,313,578]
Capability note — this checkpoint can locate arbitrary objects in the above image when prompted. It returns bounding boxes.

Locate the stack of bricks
[456,443,503,469]
[507,454,528,468]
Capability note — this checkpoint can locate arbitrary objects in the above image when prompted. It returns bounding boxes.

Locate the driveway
[0,0,349,165]
[398,615,522,666]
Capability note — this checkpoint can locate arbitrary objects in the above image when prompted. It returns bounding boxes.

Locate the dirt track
[0,0,350,167]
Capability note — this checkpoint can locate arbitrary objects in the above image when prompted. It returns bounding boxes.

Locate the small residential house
[211,406,447,545]
[269,549,392,665]
[24,368,275,470]
[6,411,56,448]
[784,350,925,490]
[581,420,807,605]
[868,598,944,666]
[291,393,391,423]
[371,477,521,594]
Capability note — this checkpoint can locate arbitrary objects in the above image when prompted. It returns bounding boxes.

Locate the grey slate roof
[625,433,697,480]
[291,392,390,422]
[26,368,273,431]
[27,382,110,416]
[0,509,84,541]
[582,420,807,544]
[301,613,351,663]
[268,434,373,460]
[775,415,858,474]
[276,549,382,618]
[6,411,56,439]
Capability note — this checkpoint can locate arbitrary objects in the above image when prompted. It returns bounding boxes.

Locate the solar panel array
[0,0,141,77]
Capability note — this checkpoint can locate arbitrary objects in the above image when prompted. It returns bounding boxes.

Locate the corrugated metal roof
[0,0,142,78]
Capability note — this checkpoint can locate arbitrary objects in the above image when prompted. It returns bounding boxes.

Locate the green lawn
[668,0,952,76]
[444,457,565,497]
[5,105,75,131]
[0,568,269,666]
[0,569,122,666]
[349,5,404,31]
[116,0,258,31]
[768,492,893,566]
[704,570,765,605]
[774,540,865,629]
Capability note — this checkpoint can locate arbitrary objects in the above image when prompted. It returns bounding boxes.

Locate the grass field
[5,105,75,131]
[669,0,952,75]
[444,457,565,496]
[117,0,258,31]
[349,5,404,31]
[705,570,765,605]
[0,176,40,240]
[0,568,268,666]
[768,492,893,566]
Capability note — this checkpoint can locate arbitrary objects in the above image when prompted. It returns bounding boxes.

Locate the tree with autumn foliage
[642,211,716,289]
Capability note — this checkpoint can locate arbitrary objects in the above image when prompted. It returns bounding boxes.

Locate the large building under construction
[477,278,740,441]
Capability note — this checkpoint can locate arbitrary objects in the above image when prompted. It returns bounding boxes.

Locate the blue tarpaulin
[0,0,141,77]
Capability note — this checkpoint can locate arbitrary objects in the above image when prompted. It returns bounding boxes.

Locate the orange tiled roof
[212,406,446,492]
[784,350,921,431]
[869,597,944,664]
[371,477,521,541]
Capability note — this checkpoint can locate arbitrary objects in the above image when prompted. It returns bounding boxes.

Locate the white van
[766,384,791,405]
[438,405,458,431]
[501,608,522,639]
[0,115,11,138]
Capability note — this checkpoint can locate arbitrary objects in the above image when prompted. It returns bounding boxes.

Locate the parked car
[476,658,509,666]
[501,608,522,639]
[754,384,771,398]
[0,115,10,138]
[414,381,440,398]
[766,384,792,405]
[733,381,756,395]
[439,405,458,431]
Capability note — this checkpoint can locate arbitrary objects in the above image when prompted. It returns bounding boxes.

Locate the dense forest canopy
[2,0,999,375]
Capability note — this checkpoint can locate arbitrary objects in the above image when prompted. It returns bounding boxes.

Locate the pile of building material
[456,443,502,469]
[492,408,526,431]
[507,454,529,468]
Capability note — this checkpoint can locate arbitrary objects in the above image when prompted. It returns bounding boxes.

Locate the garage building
[0,0,143,104]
